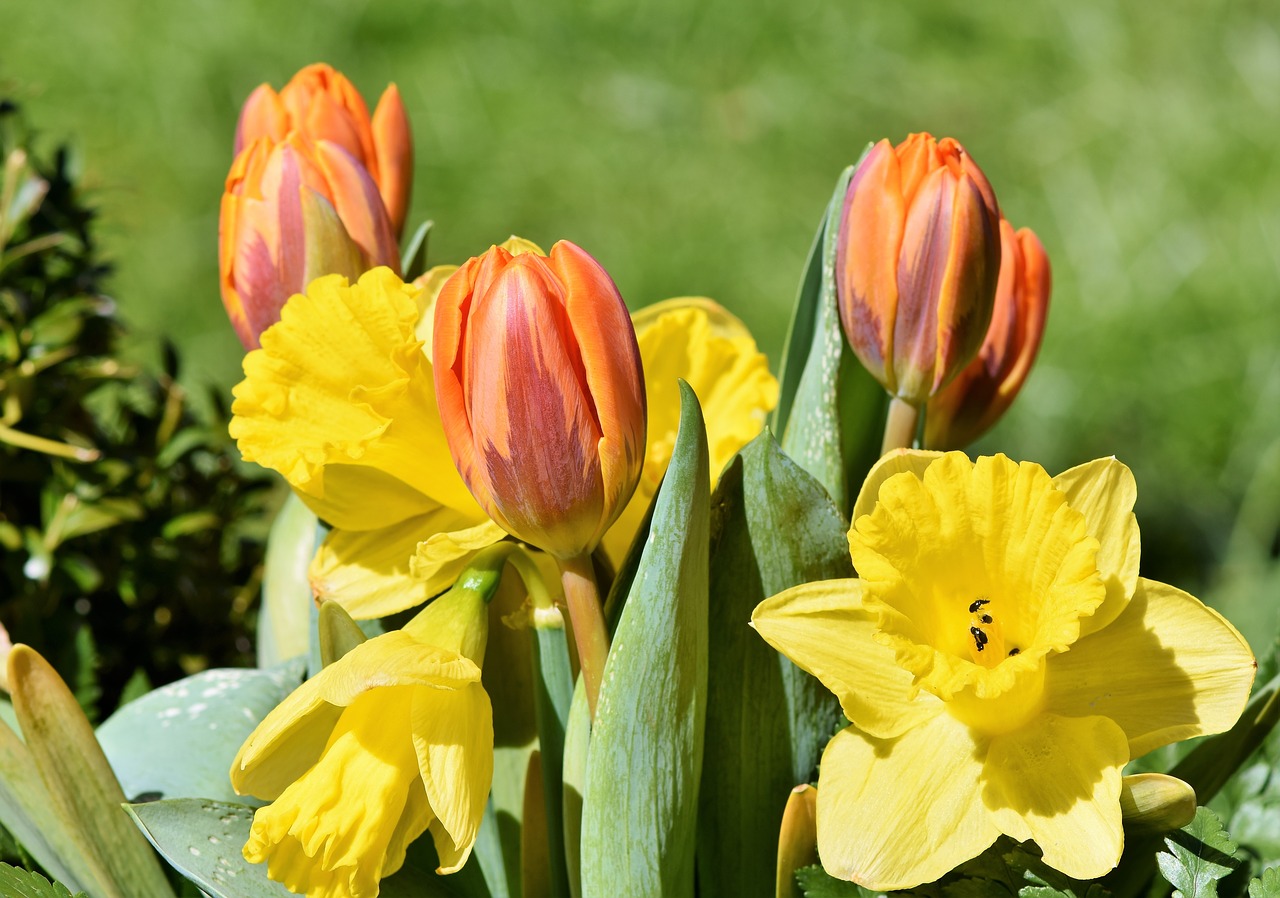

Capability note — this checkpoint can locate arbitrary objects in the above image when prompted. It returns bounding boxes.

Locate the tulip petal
[849,448,944,527]
[983,714,1127,880]
[371,83,413,236]
[231,268,484,523]
[816,717,998,891]
[1052,457,1140,636]
[836,139,904,390]
[310,508,490,619]
[410,520,509,600]
[413,682,493,873]
[1045,578,1256,757]
[312,140,399,273]
[234,84,287,154]
[751,580,940,739]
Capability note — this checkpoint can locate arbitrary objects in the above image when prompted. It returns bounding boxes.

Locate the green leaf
[1156,807,1239,898]
[400,219,434,279]
[580,381,709,897]
[561,676,590,898]
[1251,867,1280,897]
[530,611,574,898]
[96,659,305,805]
[773,150,887,516]
[0,863,87,898]
[9,645,176,898]
[256,491,319,668]
[124,799,292,898]
[792,864,880,897]
[696,430,850,895]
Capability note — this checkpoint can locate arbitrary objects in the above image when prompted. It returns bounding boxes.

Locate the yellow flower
[751,451,1255,890]
[230,266,506,618]
[600,297,778,566]
[231,584,493,897]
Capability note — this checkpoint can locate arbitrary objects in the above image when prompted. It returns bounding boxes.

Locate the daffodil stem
[880,396,920,455]
[559,552,609,720]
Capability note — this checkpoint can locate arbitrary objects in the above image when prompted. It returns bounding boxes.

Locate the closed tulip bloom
[433,241,646,560]
[837,133,1002,404]
[236,62,413,237]
[925,220,1051,449]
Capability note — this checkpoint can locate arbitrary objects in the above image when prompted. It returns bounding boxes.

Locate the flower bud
[836,133,1002,404]
[218,135,399,349]
[236,63,412,237]
[433,241,646,559]
[925,220,1051,449]
[1119,774,1197,833]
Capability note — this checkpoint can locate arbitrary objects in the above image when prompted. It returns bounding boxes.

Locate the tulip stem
[881,397,921,455]
[559,552,610,721]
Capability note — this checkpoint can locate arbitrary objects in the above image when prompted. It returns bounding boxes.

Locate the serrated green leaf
[1157,807,1239,898]
[0,863,86,898]
[96,659,305,805]
[1251,866,1280,897]
[9,645,176,898]
[696,430,850,895]
[792,864,880,897]
[580,381,709,898]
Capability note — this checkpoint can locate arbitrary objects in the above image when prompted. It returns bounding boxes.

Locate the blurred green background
[5,0,1279,631]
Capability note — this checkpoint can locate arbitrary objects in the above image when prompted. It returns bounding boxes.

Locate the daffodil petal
[983,714,1127,880]
[752,580,940,738]
[1045,578,1256,757]
[410,520,509,598]
[413,682,493,873]
[1053,457,1141,636]
[232,632,481,800]
[312,508,489,619]
[817,717,999,891]
[412,264,459,361]
[296,464,437,532]
[231,268,484,522]
[849,448,944,527]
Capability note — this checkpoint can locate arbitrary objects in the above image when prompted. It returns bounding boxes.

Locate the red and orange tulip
[925,220,1051,449]
[219,64,408,349]
[433,241,646,559]
[836,133,1002,404]
[235,63,412,237]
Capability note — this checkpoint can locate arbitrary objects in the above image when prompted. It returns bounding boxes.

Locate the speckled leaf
[580,382,709,898]
[97,660,305,805]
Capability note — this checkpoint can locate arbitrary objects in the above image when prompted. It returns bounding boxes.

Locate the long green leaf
[561,678,590,898]
[9,646,176,898]
[696,430,851,895]
[580,381,710,897]
[256,491,318,668]
[530,611,573,897]
[774,149,886,517]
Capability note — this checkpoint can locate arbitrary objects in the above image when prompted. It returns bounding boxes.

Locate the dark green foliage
[0,101,271,720]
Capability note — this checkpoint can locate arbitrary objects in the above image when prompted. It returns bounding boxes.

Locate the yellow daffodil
[600,297,778,566]
[230,266,505,618]
[752,450,1255,890]
[231,581,493,897]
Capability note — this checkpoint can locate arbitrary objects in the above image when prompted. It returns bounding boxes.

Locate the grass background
[5,0,1279,636]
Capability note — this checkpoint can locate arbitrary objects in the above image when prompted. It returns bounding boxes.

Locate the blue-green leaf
[96,660,305,806]
[580,381,709,897]
[697,430,850,895]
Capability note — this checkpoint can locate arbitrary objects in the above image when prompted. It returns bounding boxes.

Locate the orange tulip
[924,220,1051,449]
[836,133,1002,404]
[235,63,412,237]
[218,133,399,349]
[433,241,646,559]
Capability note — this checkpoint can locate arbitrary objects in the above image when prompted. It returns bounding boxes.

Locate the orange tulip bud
[433,241,646,559]
[836,133,1002,404]
[235,63,413,237]
[218,134,399,348]
[924,220,1051,449]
